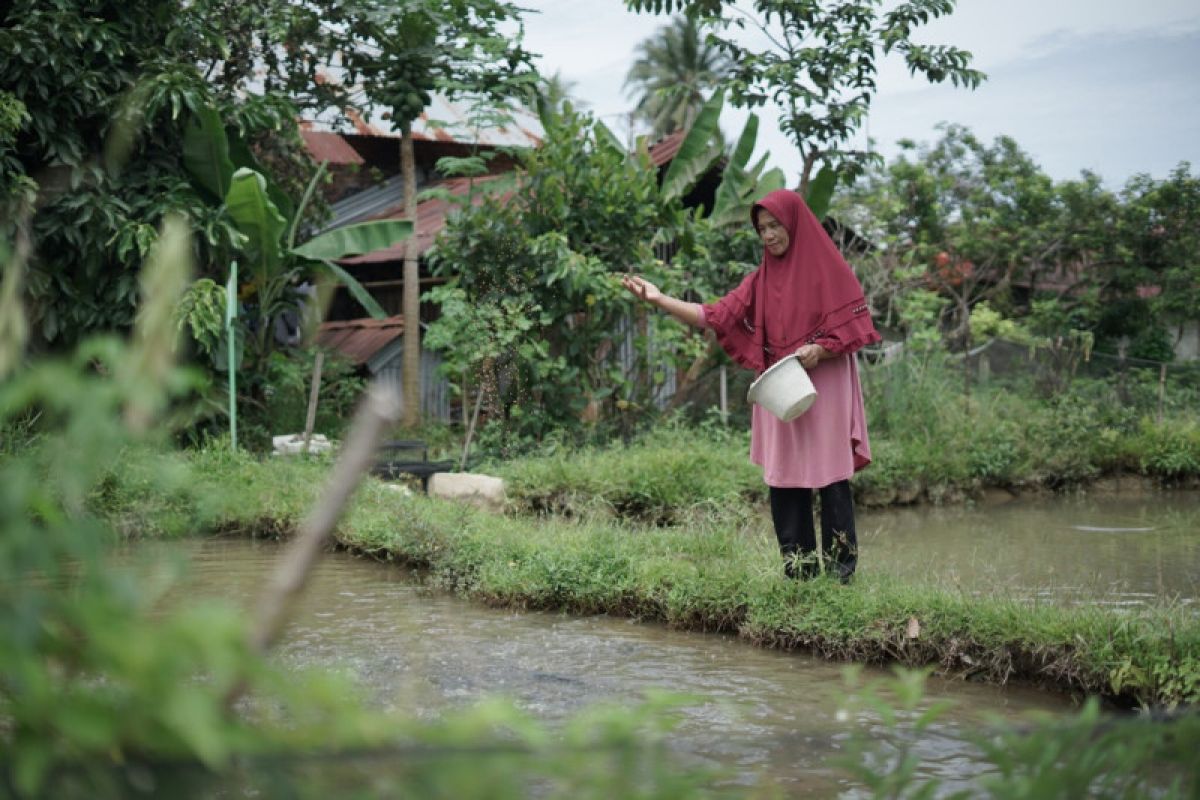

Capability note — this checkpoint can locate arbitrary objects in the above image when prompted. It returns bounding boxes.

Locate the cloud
[516,2,1200,186]
[867,27,1200,183]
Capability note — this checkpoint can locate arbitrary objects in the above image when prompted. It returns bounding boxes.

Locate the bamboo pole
[301,350,325,454]
[226,262,238,451]
[248,383,402,655]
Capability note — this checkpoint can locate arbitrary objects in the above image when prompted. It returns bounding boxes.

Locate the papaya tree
[343,0,535,426]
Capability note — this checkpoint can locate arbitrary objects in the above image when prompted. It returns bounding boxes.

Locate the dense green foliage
[837,125,1200,361]
[426,105,697,437]
[626,0,985,190]
[0,0,345,346]
[0,221,387,796]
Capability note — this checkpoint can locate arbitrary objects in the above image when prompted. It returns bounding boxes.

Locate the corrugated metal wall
[378,316,680,423]
[372,345,451,420]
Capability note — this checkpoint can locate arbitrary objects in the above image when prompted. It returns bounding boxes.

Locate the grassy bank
[97,446,1200,709]
[484,413,1200,522]
[457,354,1200,518]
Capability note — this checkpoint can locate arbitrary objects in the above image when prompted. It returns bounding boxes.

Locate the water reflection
[856,491,1200,606]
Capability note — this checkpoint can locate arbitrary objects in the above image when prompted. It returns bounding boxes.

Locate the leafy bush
[237,346,366,451]
[1131,419,1200,480]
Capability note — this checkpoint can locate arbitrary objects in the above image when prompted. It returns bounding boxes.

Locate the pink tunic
[700,306,872,488]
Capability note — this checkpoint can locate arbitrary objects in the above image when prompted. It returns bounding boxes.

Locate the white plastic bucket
[746,355,817,422]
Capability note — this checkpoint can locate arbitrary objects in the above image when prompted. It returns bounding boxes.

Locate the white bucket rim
[746,355,817,422]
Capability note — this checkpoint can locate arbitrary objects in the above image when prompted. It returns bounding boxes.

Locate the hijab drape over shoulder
[702,190,880,373]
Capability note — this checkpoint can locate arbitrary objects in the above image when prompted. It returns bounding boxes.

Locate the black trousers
[768,480,857,581]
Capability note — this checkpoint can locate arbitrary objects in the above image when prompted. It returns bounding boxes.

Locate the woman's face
[755,208,790,257]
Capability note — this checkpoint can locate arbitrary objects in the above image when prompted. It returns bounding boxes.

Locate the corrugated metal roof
[645,130,687,167]
[328,128,706,265]
[340,174,514,265]
[302,70,544,148]
[299,130,365,165]
[324,175,406,231]
[315,315,404,364]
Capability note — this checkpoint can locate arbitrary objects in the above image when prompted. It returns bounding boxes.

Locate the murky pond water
[147,537,1076,796]
[857,491,1200,605]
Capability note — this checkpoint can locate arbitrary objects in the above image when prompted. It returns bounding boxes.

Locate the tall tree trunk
[401,122,421,426]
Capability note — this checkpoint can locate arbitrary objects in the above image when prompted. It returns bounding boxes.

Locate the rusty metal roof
[339,174,514,265]
[645,130,687,167]
[315,315,404,364]
[299,129,365,165]
[330,129,704,266]
[301,70,544,149]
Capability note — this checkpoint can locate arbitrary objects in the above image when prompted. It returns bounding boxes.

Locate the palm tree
[623,15,732,138]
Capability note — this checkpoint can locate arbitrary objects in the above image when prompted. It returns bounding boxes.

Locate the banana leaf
[805,165,837,220]
[593,120,627,160]
[225,168,288,281]
[292,219,413,261]
[758,167,786,196]
[728,113,759,171]
[183,106,234,201]
[316,259,387,320]
[661,90,724,202]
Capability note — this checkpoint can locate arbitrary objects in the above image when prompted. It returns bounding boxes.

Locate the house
[313,315,452,419]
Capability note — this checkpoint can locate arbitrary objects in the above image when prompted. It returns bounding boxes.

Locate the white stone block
[427,472,506,511]
[271,433,332,456]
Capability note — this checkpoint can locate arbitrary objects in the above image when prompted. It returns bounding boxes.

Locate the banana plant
[183,105,411,362]
[707,109,787,229]
[648,88,787,232]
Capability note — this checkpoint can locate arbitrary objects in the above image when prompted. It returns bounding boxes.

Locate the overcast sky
[516,0,1200,188]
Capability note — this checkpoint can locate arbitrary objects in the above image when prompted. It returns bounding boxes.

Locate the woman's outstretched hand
[621,274,661,305]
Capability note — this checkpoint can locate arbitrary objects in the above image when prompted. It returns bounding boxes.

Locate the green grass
[473,364,1200,519]
[94,446,1200,709]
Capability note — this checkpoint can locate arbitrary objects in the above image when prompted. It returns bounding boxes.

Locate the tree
[0,0,348,347]
[1114,163,1200,359]
[835,125,1066,354]
[625,0,985,194]
[426,106,689,438]
[343,0,535,426]
[623,15,733,138]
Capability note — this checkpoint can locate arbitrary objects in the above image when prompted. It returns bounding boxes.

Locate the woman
[622,189,880,582]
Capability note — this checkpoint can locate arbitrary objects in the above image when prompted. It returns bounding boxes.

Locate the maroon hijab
[702,189,880,372]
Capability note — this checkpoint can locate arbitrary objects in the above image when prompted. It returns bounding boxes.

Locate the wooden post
[460,385,485,472]
[225,261,238,451]
[400,123,421,427]
[301,350,325,454]
[719,365,728,424]
[1158,363,1167,424]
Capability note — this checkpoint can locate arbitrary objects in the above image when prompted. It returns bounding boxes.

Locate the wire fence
[948,337,1200,420]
